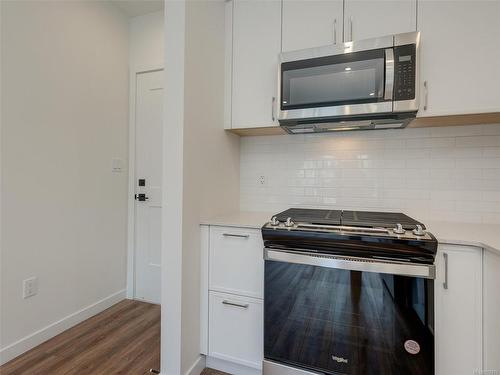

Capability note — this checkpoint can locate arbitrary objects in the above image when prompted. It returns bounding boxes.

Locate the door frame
[127,65,164,300]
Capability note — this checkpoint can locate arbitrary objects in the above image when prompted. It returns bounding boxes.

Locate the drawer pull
[222,300,249,309]
[443,252,449,290]
[222,233,250,239]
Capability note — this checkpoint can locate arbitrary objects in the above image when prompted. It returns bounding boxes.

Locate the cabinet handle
[349,16,353,42]
[333,18,337,44]
[443,252,448,290]
[423,80,428,111]
[222,233,250,239]
[271,96,276,122]
[222,300,249,309]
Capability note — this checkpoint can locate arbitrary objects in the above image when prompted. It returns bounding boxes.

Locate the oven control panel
[394,44,416,101]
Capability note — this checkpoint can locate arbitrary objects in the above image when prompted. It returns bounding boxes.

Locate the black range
[262,208,437,375]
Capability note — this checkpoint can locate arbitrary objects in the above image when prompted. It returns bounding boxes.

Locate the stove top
[262,208,438,264]
[275,208,342,226]
[274,208,425,230]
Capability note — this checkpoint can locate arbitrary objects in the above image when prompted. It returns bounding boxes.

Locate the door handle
[134,193,149,202]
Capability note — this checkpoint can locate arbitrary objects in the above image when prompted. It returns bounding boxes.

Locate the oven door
[278,43,395,122]
[263,248,435,375]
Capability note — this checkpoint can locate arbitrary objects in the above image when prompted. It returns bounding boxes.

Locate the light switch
[112,158,123,173]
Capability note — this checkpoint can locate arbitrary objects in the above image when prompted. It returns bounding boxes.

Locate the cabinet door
[282,0,344,52]
[231,0,281,129]
[418,1,500,117]
[209,291,264,369]
[484,250,500,373]
[344,0,416,42]
[435,245,482,375]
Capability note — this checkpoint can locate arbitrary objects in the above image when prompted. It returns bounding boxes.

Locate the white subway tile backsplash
[240,124,500,224]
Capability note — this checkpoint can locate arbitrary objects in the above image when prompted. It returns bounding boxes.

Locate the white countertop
[201,211,500,254]
[201,211,273,229]
[425,220,500,254]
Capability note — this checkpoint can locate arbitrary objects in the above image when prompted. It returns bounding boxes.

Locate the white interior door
[134,69,163,304]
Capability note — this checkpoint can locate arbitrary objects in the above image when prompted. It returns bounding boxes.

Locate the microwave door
[280,48,388,113]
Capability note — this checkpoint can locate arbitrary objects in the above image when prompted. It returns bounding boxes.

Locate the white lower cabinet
[483,250,500,373]
[209,291,264,369]
[202,224,496,375]
[435,244,483,375]
[201,224,264,374]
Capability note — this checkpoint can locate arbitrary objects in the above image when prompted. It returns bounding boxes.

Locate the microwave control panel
[393,44,416,101]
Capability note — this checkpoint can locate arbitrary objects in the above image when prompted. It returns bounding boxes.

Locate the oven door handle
[384,48,395,101]
[264,248,435,279]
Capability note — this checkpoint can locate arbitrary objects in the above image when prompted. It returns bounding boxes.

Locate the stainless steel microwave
[277,32,420,133]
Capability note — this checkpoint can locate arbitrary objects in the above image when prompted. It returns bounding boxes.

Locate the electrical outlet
[23,277,38,299]
[258,175,267,186]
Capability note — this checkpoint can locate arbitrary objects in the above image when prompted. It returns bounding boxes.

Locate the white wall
[129,10,164,70]
[240,124,500,224]
[162,1,240,373]
[182,1,240,372]
[0,0,129,363]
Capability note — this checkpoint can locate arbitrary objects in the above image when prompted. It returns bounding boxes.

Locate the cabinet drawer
[209,226,264,299]
[209,291,263,369]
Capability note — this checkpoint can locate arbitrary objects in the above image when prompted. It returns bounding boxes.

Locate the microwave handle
[384,48,395,101]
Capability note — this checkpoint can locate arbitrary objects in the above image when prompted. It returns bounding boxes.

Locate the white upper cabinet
[282,0,344,52]
[343,0,416,42]
[418,1,500,117]
[230,0,282,129]
[226,0,500,131]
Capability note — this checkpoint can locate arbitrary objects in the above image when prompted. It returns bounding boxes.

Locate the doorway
[133,69,164,304]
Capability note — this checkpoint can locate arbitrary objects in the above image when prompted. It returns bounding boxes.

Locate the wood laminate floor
[1,299,230,375]
[0,299,161,375]
[200,369,229,375]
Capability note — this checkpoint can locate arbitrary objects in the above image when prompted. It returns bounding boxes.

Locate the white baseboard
[156,355,205,375]
[206,356,262,375]
[185,355,206,375]
[0,289,126,365]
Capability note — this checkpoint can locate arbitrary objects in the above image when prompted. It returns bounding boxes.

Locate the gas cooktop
[274,208,426,230]
[262,208,438,264]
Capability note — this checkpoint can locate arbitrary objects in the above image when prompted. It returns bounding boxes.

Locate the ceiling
[111,0,164,17]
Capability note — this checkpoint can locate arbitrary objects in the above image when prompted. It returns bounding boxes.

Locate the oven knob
[269,216,280,226]
[393,223,406,235]
[284,217,294,227]
[413,225,426,236]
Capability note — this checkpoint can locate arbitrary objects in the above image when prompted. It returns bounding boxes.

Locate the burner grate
[273,208,425,230]
[275,208,342,225]
[341,211,425,230]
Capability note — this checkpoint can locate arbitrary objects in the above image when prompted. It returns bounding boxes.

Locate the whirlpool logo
[331,355,349,364]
